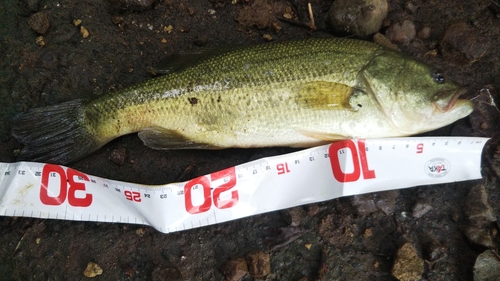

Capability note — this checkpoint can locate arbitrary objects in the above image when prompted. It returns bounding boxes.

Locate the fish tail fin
[11,99,102,164]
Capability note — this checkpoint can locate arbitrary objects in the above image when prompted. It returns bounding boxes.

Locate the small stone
[80,26,89,38]
[262,34,273,41]
[83,262,103,278]
[28,11,50,34]
[417,26,431,39]
[441,22,490,64]
[304,243,312,250]
[108,0,155,10]
[385,20,416,44]
[283,6,294,20]
[373,32,399,50]
[473,250,500,281]
[351,190,399,216]
[363,228,373,238]
[412,200,432,218]
[164,25,173,33]
[73,19,82,26]
[272,22,281,33]
[220,258,248,281]
[161,38,167,43]
[327,0,388,37]
[391,242,424,281]
[280,207,304,226]
[135,228,145,237]
[35,238,41,244]
[35,36,45,47]
[405,2,419,14]
[246,251,271,278]
[463,183,497,247]
[109,148,126,165]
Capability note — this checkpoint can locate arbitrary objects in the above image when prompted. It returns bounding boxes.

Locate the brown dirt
[1,0,500,280]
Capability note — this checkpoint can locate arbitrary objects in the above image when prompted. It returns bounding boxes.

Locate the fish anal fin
[298,130,349,141]
[138,127,219,150]
[295,81,355,110]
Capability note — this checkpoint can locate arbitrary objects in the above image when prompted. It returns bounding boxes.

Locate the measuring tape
[0,137,487,233]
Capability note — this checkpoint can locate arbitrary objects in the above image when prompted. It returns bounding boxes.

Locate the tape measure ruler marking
[0,137,488,233]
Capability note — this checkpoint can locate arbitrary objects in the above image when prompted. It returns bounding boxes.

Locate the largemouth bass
[12,37,473,164]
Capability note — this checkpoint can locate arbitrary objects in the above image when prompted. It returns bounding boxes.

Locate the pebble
[441,22,490,64]
[246,251,271,278]
[73,19,82,27]
[373,32,399,50]
[108,0,155,10]
[109,148,127,165]
[83,262,103,278]
[417,26,431,39]
[262,34,273,41]
[28,11,50,34]
[327,0,388,37]
[35,36,45,47]
[412,200,432,218]
[385,20,416,44]
[80,26,89,38]
[473,250,500,281]
[391,242,424,281]
[220,257,248,281]
[463,183,497,247]
[351,190,399,216]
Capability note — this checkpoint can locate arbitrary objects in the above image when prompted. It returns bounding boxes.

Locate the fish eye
[432,72,445,84]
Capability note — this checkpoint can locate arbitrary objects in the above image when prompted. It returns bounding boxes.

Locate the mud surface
[1,0,500,280]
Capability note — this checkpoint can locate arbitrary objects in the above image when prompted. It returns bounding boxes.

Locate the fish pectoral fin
[295,81,356,110]
[298,130,349,141]
[138,127,217,150]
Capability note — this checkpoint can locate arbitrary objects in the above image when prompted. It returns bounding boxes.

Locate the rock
[441,22,491,64]
[28,11,50,34]
[473,250,500,281]
[220,257,248,281]
[80,26,90,38]
[262,34,273,41]
[463,183,497,247]
[391,242,424,281]
[385,20,416,44]
[373,32,399,50]
[83,262,103,278]
[417,26,431,39]
[109,148,127,165]
[108,0,156,11]
[327,0,388,37]
[412,200,432,218]
[35,36,45,47]
[351,190,399,216]
[246,251,271,278]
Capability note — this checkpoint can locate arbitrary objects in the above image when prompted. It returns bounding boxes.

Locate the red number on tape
[276,163,290,175]
[416,143,424,153]
[40,164,92,207]
[184,167,237,214]
[124,190,142,202]
[329,139,376,183]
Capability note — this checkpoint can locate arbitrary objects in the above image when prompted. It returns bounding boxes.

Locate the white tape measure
[0,137,487,233]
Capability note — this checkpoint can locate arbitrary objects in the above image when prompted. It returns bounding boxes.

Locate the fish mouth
[434,88,467,112]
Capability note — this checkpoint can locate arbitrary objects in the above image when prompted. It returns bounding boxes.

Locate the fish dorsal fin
[153,47,238,75]
[138,126,218,149]
[294,81,356,110]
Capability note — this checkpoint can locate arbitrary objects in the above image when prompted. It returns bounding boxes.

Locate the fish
[11,37,474,164]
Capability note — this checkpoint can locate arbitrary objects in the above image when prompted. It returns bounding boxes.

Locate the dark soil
[1,0,500,280]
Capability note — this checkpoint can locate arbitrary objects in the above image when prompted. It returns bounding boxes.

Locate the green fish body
[12,37,473,164]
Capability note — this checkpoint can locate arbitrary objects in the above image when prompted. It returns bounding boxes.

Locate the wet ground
[1,0,500,280]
